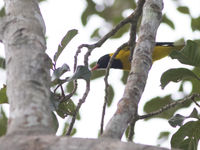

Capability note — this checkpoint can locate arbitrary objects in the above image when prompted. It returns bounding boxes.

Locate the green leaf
[191,16,200,31]
[0,56,5,69]
[107,85,114,107]
[0,108,7,136]
[51,64,70,82]
[125,125,130,140]
[52,112,58,131]
[177,6,190,15]
[144,95,191,120]
[188,108,199,120]
[81,0,97,26]
[56,99,76,119]
[39,0,47,2]
[61,122,77,136]
[170,40,200,67]
[171,120,200,150]
[66,81,75,93]
[160,68,200,89]
[51,77,69,87]
[68,65,91,82]
[168,114,186,127]
[0,85,8,104]
[121,71,129,84]
[90,28,101,39]
[162,14,175,29]
[53,29,78,62]
[158,131,170,140]
[49,92,60,111]
[0,7,5,18]
[179,67,200,94]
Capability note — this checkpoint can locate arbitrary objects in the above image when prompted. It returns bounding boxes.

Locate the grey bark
[1,0,55,135]
[0,135,172,150]
[103,0,163,139]
[0,0,177,150]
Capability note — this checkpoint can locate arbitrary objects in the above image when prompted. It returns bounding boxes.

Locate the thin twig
[100,42,128,135]
[138,93,200,120]
[191,94,200,108]
[66,81,90,136]
[73,0,145,72]
[59,80,78,103]
[128,0,145,61]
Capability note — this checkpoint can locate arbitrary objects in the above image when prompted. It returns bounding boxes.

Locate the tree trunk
[1,0,55,135]
[0,0,177,150]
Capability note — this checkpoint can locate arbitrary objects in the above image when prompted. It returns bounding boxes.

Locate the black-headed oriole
[92,42,184,71]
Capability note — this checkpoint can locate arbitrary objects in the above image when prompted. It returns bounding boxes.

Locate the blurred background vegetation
[0,0,200,149]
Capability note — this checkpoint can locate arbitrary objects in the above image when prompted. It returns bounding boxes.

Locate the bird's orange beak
[91,64,99,71]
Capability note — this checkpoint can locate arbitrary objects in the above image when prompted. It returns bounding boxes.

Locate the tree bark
[1,0,55,135]
[0,135,171,150]
[103,0,163,139]
[0,0,177,150]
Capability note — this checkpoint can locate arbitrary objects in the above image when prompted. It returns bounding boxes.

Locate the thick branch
[3,0,55,135]
[0,135,172,150]
[103,0,163,139]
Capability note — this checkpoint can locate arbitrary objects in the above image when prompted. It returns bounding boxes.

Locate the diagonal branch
[138,93,200,120]
[102,0,163,139]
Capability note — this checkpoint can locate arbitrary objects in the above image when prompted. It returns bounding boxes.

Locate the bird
[92,42,184,71]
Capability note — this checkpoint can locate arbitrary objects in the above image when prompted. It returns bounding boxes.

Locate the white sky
[0,0,200,149]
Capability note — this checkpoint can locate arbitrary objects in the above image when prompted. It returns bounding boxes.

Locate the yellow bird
[92,42,184,71]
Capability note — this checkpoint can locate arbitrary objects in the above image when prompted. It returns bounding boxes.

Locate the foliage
[144,40,200,148]
[0,0,200,149]
[0,57,5,69]
[0,107,7,136]
[53,29,78,63]
[0,85,8,104]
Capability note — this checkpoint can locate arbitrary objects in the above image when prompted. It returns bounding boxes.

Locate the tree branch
[138,93,200,120]
[102,0,163,139]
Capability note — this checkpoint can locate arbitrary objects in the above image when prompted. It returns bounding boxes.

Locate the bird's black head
[92,54,123,70]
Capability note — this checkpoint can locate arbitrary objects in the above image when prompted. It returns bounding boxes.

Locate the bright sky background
[0,0,200,149]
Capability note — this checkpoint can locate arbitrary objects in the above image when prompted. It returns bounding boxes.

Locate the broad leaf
[51,64,70,82]
[158,131,170,140]
[52,112,58,131]
[56,99,76,119]
[0,56,5,69]
[61,122,77,136]
[49,92,60,111]
[0,7,5,17]
[53,29,78,62]
[121,71,129,84]
[0,85,8,104]
[191,16,200,31]
[68,65,91,82]
[171,120,200,150]
[107,85,114,107]
[168,114,186,127]
[170,40,200,67]
[177,6,190,15]
[162,14,175,29]
[144,95,191,120]
[0,108,7,136]
[178,67,200,94]
[188,108,199,119]
[51,77,69,87]
[160,68,200,89]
